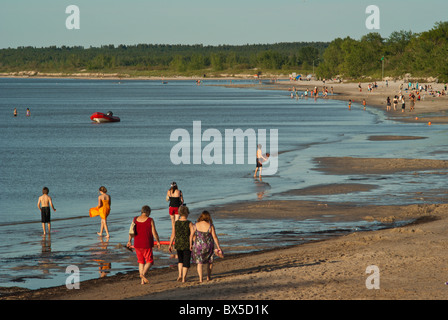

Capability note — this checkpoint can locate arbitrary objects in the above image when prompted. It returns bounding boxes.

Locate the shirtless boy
[254,145,269,179]
[37,187,56,235]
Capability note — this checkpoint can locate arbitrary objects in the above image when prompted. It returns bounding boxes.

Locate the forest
[0,42,327,77]
[0,22,447,81]
[317,21,448,82]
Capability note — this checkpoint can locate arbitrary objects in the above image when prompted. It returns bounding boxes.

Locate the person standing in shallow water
[37,187,56,235]
[89,186,111,238]
[254,144,268,179]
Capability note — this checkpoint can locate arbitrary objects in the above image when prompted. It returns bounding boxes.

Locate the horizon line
[1,41,332,50]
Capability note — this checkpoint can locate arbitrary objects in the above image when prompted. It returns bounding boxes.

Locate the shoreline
[0,72,264,81]
[2,77,448,300]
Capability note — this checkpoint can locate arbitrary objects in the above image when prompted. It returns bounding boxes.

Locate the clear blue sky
[1,0,447,48]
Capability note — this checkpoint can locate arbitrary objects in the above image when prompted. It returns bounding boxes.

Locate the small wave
[0,215,88,227]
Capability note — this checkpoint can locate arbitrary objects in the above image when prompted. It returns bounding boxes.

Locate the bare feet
[97,232,110,238]
[140,275,149,285]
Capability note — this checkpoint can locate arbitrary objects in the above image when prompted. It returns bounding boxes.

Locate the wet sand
[2,79,448,301]
[314,157,448,175]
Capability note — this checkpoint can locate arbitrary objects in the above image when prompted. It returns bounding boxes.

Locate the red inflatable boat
[90,112,120,123]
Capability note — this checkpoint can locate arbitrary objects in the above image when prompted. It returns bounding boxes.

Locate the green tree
[257,50,284,69]
[169,55,187,72]
[210,53,225,71]
[316,38,345,78]
[298,46,319,66]
[188,53,207,70]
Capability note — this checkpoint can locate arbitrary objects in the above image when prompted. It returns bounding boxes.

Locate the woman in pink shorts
[127,205,160,284]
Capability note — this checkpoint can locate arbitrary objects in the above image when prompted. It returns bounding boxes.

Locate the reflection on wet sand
[254,179,271,200]
[39,234,52,276]
[91,237,112,278]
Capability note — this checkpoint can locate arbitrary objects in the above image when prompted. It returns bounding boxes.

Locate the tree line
[317,21,448,82]
[0,22,447,81]
[0,42,327,75]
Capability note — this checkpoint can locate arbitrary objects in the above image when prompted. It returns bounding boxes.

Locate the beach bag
[129,217,138,236]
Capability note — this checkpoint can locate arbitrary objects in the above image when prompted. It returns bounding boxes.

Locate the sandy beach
[219,78,448,125]
[2,78,448,302]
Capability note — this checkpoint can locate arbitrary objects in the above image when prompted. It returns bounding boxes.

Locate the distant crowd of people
[289,85,334,99]
[288,79,448,114]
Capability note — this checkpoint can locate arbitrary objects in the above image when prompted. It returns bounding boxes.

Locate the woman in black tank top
[166,182,184,227]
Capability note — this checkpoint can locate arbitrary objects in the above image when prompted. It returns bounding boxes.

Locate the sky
[0,0,447,49]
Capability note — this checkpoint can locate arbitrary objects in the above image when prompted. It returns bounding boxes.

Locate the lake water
[0,78,446,290]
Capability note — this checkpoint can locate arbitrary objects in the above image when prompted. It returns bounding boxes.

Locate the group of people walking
[36,144,270,283]
[166,206,223,284]
[37,182,223,285]
[82,182,222,285]
[37,151,276,286]
[386,92,416,113]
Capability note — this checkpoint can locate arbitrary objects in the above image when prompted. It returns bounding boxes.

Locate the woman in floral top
[191,211,222,282]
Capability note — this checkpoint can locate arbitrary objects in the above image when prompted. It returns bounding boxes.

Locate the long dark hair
[169,182,178,194]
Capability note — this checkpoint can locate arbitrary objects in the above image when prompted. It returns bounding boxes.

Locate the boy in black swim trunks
[254,144,269,179]
[37,187,56,235]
